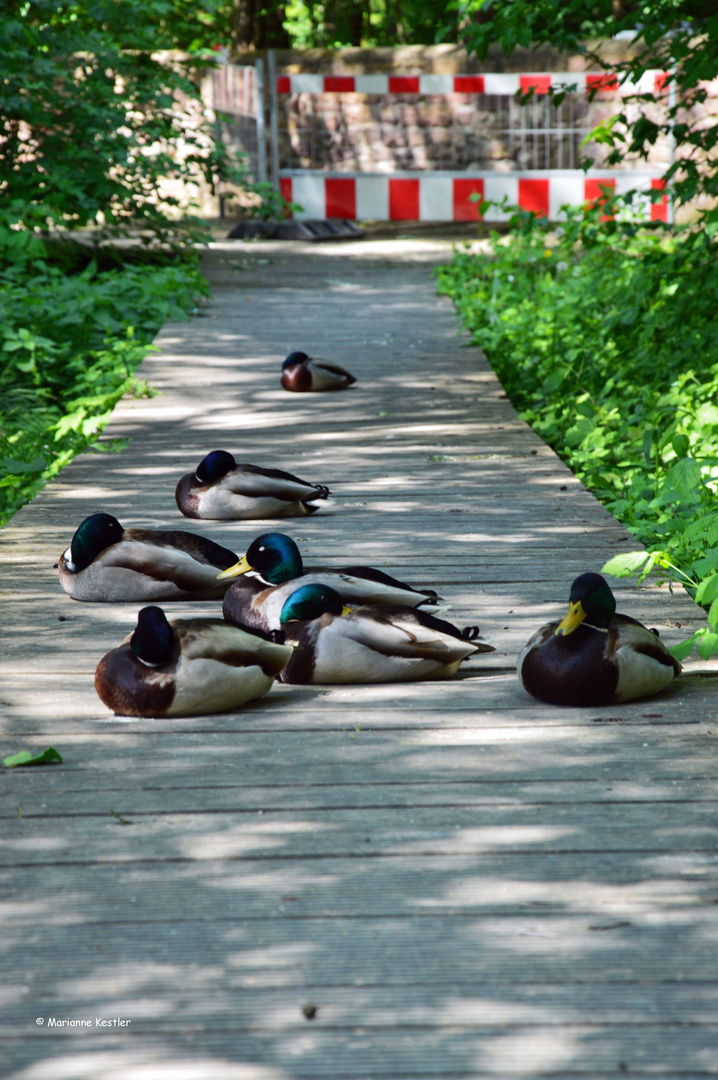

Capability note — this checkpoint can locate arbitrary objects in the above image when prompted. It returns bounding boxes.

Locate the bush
[437,207,718,661]
[0,228,207,525]
[1,1,245,241]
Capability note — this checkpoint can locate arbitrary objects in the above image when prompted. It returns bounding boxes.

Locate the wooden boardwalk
[2,236,717,1079]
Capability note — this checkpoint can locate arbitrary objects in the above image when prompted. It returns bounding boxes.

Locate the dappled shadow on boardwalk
[2,239,717,1078]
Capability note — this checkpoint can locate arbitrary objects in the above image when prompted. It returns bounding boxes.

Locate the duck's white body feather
[281,606,487,684]
[611,622,679,702]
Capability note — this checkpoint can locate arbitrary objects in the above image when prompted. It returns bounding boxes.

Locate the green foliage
[0,228,207,525]
[1,1,248,241]
[454,0,718,223]
[247,181,304,221]
[437,206,718,661]
[280,0,459,47]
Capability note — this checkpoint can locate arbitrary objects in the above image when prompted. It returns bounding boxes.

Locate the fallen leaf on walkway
[3,748,62,769]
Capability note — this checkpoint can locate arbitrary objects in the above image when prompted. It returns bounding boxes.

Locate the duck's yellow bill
[555,599,586,637]
[341,604,352,616]
[216,555,252,581]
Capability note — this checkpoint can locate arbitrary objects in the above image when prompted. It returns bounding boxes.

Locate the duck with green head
[281,351,356,392]
[175,449,331,520]
[95,605,293,717]
[59,512,240,602]
[275,583,494,684]
[218,532,440,632]
[518,572,681,706]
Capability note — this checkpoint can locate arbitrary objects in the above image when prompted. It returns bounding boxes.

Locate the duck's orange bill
[555,599,586,637]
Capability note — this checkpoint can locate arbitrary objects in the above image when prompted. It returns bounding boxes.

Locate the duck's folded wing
[104,534,236,591]
[340,608,478,661]
[313,359,356,383]
[609,614,682,674]
[336,565,440,601]
[224,464,330,500]
[129,529,238,568]
[176,619,293,676]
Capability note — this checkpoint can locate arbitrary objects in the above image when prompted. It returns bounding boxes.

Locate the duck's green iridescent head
[195,450,236,485]
[130,606,175,666]
[217,532,304,584]
[280,583,345,624]
[282,351,310,370]
[66,512,124,573]
[556,572,617,636]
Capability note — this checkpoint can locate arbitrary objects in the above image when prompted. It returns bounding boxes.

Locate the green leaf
[543,369,564,394]
[695,573,718,607]
[602,552,651,578]
[565,416,593,447]
[642,428,653,462]
[660,457,702,499]
[0,457,46,475]
[707,597,718,631]
[671,433,689,458]
[3,747,63,769]
[697,632,718,661]
[695,403,718,428]
[670,636,699,663]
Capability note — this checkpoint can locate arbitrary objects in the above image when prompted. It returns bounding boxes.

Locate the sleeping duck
[518,572,681,706]
[95,605,293,716]
[275,583,494,684]
[175,450,331,520]
[59,512,239,602]
[281,351,356,392]
[218,531,440,632]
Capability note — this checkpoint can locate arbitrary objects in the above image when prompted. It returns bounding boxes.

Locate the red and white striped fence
[279,170,668,223]
[208,60,671,223]
[276,72,668,96]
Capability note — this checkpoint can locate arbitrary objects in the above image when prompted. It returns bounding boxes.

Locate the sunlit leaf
[3,748,63,768]
[602,552,652,578]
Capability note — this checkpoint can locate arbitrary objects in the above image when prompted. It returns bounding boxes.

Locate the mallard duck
[95,605,293,716]
[518,572,681,706]
[175,450,331,520]
[59,512,240,602]
[281,351,356,392]
[218,532,440,632]
[275,583,494,683]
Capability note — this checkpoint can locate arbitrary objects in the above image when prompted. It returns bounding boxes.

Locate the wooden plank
[3,777,718,816]
[4,914,718,988]
[3,854,717,923]
[5,983,718,1027]
[2,1029,718,1078]
[3,799,718,867]
[2,238,716,1080]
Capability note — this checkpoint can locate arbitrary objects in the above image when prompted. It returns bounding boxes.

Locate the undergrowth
[436,207,718,662]
[0,226,207,526]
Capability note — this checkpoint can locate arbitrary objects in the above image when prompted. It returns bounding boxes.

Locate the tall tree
[0,0,244,239]
[230,0,291,49]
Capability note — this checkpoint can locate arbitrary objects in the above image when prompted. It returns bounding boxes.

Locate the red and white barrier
[277,72,668,96]
[279,170,668,222]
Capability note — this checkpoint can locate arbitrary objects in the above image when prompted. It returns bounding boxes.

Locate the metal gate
[209,56,668,222]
